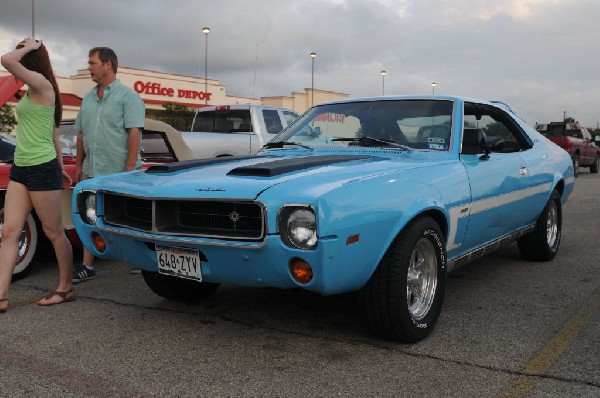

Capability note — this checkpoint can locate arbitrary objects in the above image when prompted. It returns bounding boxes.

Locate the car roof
[195,104,295,112]
[61,118,195,162]
[316,94,508,110]
[144,118,195,161]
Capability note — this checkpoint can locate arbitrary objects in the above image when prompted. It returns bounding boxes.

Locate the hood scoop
[145,155,258,173]
[227,154,372,177]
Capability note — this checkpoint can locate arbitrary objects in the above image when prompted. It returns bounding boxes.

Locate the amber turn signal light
[289,258,313,284]
[91,232,106,253]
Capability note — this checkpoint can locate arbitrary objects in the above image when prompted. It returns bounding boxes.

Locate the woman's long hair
[17,42,62,127]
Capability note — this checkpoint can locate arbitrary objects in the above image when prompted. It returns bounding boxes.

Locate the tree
[146,103,195,131]
[0,105,17,134]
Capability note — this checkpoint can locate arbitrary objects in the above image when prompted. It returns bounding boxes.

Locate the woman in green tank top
[0,38,75,312]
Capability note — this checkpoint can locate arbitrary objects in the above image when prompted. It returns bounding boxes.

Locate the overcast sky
[1,0,599,127]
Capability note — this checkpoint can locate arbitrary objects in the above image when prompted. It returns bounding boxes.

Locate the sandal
[36,289,76,307]
[0,298,8,313]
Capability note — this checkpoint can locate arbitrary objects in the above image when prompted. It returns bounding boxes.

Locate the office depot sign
[133,81,212,101]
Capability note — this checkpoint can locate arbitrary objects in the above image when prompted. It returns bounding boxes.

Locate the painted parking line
[499,284,600,397]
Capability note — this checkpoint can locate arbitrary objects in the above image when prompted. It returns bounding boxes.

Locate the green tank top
[14,93,57,166]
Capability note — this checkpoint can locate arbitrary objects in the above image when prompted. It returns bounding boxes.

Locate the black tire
[590,155,599,174]
[142,270,220,302]
[0,209,39,281]
[517,190,562,261]
[572,154,580,177]
[358,217,446,343]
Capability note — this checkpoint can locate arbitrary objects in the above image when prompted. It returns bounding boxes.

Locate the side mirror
[595,135,600,143]
[489,140,521,153]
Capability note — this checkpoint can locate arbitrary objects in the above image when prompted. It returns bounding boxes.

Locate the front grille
[103,193,265,240]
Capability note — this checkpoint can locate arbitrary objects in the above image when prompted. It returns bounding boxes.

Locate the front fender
[315,180,449,293]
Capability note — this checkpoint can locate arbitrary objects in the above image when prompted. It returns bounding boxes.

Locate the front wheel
[358,217,446,343]
[572,154,580,177]
[142,270,220,301]
[590,155,599,174]
[517,190,561,261]
[0,210,39,281]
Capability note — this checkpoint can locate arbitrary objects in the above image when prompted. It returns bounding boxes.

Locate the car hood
[85,151,453,200]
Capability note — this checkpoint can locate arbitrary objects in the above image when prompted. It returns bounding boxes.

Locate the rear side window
[263,110,284,134]
[463,103,533,153]
[191,109,252,133]
[0,134,16,160]
[141,130,177,162]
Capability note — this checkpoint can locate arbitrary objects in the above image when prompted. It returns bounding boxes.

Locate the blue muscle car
[72,95,574,342]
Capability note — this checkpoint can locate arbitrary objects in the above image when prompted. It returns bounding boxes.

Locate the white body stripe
[447,182,552,250]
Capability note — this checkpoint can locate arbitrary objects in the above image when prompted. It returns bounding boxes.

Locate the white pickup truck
[181,104,300,158]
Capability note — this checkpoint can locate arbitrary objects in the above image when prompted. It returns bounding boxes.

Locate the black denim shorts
[10,158,62,191]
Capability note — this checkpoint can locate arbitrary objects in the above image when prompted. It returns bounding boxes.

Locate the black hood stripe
[227,155,373,177]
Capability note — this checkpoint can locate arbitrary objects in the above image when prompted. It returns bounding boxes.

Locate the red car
[2,118,195,280]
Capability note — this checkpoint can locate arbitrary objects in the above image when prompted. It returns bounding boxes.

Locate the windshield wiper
[332,136,412,151]
[262,141,313,150]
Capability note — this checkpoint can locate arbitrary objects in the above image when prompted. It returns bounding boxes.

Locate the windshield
[272,99,454,151]
[58,122,78,156]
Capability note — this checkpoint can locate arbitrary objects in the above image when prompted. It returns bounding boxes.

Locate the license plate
[156,245,202,282]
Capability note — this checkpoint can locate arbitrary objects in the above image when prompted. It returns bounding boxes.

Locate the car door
[458,103,539,253]
[581,128,597,165]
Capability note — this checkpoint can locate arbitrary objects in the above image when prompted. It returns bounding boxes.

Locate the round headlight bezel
[278,205,318,250]
[77,191,97,224]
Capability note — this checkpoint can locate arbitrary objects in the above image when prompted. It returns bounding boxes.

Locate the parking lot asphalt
[1,172,599,398]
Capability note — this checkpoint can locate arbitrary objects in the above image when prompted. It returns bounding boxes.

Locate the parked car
[535,121,600,177]
[181,104,299,158]
[71,95,574,342]
[1,118,194,280]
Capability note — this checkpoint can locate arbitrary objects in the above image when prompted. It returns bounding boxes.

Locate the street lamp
[380,70,387,95]
[31,0,35,37]
[202,27,210,105]
[310,52,316,107]
[431,82,437,94]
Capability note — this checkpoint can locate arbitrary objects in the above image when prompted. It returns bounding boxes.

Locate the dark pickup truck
[535,121,600,177]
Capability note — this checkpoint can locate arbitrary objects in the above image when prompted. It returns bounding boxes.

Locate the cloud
[1,0,599,126]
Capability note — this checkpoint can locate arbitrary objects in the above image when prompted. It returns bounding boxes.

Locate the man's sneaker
[72,264,96,283]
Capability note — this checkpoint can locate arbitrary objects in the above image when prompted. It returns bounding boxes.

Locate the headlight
[278,206,318,249]
[77,191,97,224]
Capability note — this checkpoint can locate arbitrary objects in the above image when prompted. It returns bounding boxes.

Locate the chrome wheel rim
[546,201,558,248]
[0,219,30,265]
[406,238,438,320]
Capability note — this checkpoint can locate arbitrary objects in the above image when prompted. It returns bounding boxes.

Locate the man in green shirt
[73,47,145,282]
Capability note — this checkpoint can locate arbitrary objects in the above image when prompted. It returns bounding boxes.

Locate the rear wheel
[0,210,39,281]
[359,217,446,343]
[517,190,561,261]
[142,270,220,301]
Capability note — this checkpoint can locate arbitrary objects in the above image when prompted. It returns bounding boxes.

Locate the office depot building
[0,66,348,122]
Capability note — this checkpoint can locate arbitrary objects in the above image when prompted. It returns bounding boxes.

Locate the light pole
[310,52,316,107]
[202,27,210,105]
[431,82,436,94]
[381,70,387,95]
[32,0,35,37]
